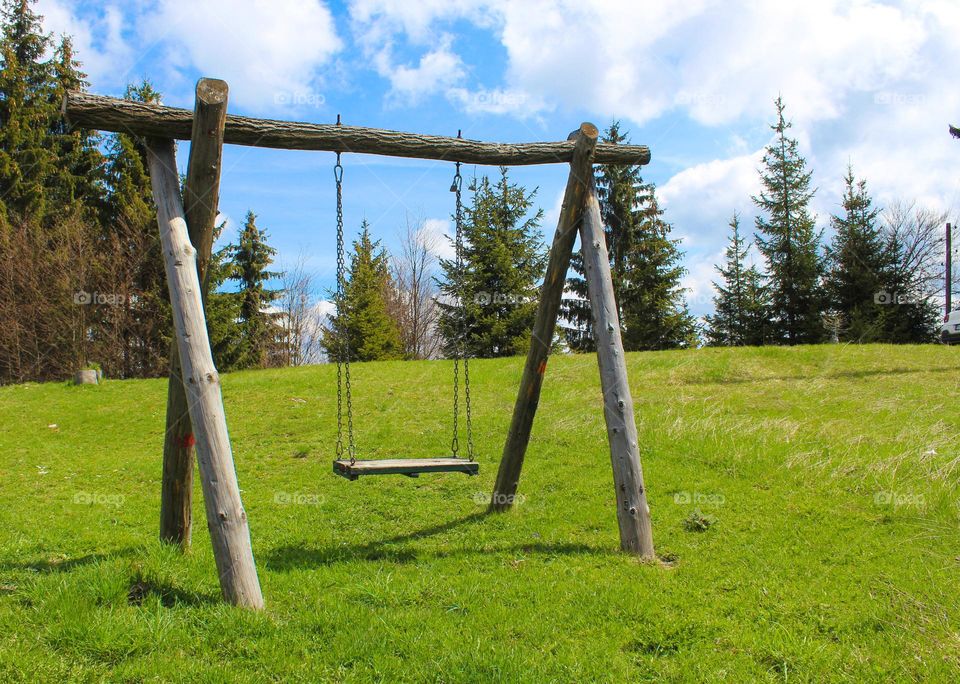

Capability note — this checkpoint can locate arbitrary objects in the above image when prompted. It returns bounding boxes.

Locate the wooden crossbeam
[63,91,650,166]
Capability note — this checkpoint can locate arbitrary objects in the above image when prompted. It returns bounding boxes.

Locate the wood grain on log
[65,91,649,166]
[161,78,229,548]
[579,173,654,558]
[146,137,264,608]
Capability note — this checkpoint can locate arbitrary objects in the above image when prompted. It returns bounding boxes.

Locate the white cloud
[422,217,455,260]
[682,249,723,317]
[659,151,763,240]
[147,0,342,111]
[372,35,465,104]
[36,1,134,90]
[447,86,547,117]
[38,0,342,112]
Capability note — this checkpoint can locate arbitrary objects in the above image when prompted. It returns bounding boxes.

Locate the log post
[146,138,264,608]
[489,123,599,511]
[579,173,654,558]
[160,78,229,547]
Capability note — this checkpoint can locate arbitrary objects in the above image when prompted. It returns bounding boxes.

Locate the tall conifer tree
[323,220,403,362]
[563,122,695,351]
[824,166,888,341]
[437,168,546,358]
[753,97,824,345]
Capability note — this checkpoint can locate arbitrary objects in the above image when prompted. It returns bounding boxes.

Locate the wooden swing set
[64,78,655,610]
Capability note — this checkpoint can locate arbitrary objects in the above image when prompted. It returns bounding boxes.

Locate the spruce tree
[824,166,887,341]
[0,0,56,221]
[228,210,283,368]
[742,265,772,345]
[620,186,697,350]
[706,214,760,345]
[706,215,771,346]
[203,220,245,371]
[49,35,104,217]
[437,168,546,358]
[753,97,824,345]
[323,220,403,362]
[563,122,695,351]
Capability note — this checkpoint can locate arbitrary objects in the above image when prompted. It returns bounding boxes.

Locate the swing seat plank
[333,458,479,481]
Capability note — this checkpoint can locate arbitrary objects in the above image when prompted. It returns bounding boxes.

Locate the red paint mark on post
[537,360,547,375]
[179,433,196,449]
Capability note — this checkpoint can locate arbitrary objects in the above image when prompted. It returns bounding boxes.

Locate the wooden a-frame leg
[147,137,264,609]
[160,79,229,547]
[579,173,654,558]
[489,123,598,511]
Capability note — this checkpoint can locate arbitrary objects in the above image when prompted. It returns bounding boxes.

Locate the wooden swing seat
[333,457,479,481]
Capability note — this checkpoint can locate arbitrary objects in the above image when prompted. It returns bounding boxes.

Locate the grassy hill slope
[1,345,958,681]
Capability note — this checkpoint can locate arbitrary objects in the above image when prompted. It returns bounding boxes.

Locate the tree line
[2,1,947,386]
[0,0,317,383]
[705,97,946,346]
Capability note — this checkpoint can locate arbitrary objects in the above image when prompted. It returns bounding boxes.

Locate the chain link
[450,140,475,461]
[334,148,356,464]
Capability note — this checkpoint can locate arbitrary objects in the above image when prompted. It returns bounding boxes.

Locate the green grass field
[1,344,958,682]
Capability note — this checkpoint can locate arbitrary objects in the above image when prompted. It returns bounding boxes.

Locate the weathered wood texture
[579,173,654,558]
[64,92,649,166]
[146,138,264,608]
[333,458,479,480]
[160,79,229,547]
[488,123,599,512]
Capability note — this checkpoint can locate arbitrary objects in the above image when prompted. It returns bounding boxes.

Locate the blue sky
[39,0,960,318]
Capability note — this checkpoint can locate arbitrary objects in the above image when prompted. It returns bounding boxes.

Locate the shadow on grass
[685,365,960,386]
[127,577,219,608]
[263,511,613,570]
[0,548,138,574]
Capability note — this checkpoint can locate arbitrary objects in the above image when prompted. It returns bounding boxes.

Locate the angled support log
[489,122,599,511]
[579,173,654,558]
[161,78,229,548]
[146,138,264,609]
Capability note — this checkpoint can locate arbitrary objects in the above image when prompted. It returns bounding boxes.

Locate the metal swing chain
[334,146,356,464]
[450,140,475,462]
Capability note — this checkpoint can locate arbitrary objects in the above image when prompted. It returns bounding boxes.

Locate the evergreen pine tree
[706,214,771,346]
[753,97,824,345]
[228,210,283,368]
[0,0,56,221]
[620,186,697,350]
[707,214,748,345]
[322,220,403,362]
[437,168,546,358]
[203,220,245,371]
[49,35,104,217]
[824,166,887,341]
[742,264,772,345]
[563,122,695,351]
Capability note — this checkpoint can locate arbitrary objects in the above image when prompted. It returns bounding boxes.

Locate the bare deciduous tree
[276,254,324,366]
[388,215,442,359]
[882,199,950,299]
